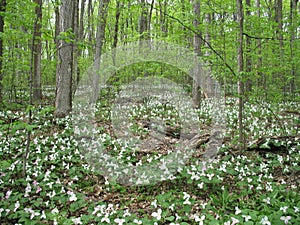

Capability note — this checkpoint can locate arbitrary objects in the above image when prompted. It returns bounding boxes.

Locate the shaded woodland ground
[0,89,299,225]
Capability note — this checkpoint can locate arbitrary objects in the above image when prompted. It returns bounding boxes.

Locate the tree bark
[256,0,265,97]
[75,0,86,89]
[237,0,245,150]
[32,0,43,103]
[113,1,121,49]
[275,0,285,97]
[204,10,211,57]
[55,0,76,117]
[147,0,155,37]
[289,0,298,94]
[92,0,109,103]
[139,0,148,41]
[159,0,168,36]
[112,0,121,73]
[0,0,6,103]
[192,0,202,109]
[87,0,95,54]
[71,0,79,96]
[245,0,252,100]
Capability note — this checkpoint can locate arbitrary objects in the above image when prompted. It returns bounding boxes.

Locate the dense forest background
[0,0,299,225]
[0,0,299,105]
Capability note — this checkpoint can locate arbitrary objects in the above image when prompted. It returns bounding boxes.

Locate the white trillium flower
[260,216,271,225]
[151,208,162,220]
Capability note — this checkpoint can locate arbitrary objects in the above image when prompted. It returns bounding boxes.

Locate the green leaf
[0,160,12,169]
[166,216,175,221]
[243,222,254,225]
[25,124,37,131]
[208,220,220,225]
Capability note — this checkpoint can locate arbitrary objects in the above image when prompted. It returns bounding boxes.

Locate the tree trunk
[79,0,86,42]
[237,0,245,150]
[139,0,148,41]
[32,0,43,103]
[72,0,79,96]
[289,0,297,95]
[113,1,121,49]
[204,11,211,57]
[75,0,86,89]
[55,0,76,117]
[275,0,285,97]
[92,0,109,103]
[192,0,202,109]
[54,1,60,48]
[245,0,252,100]
[147,0,155,37]
[87,0,95,54]
[0,0,6,103]
[256,0,265,98]
[159,0,168,36]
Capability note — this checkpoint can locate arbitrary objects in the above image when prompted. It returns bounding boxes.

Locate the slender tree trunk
[32,0,43,103]
[88,0,95,54]
[54,0,59,43]
[0,0,6,103]
[237,0,245,150]
[289,0,297,95]
[112,1,121,79]
[139,0,150,75]
[204,4,212,94]
[204,11,211,57]
[139,0,148,41]
[245,0,252,100]
[147,0,155,38]
[192,0,202,109]
[256,0,264,97]
[72,0,79,96]
[75,0,86,88]
[55,0,75,117]
[113,1,121,49]
[92,0,109,103]
[159,0,168,36]
[219,12,228,96]
[79,0,86,42]
[122,2,131,42]
[275,0,285,97]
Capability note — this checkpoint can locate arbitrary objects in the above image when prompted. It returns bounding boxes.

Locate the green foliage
[0,0,299,101]
[0,97,299,224]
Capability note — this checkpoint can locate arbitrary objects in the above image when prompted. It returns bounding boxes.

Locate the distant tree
[275,0,285,96]
[75,0,86,90]
[71,0,79,96]
[147,0,155,37]
[0,0,6,103]
[32,0,43,103]
[139,0,148,41]
[158,0,168,36]
[112,0,122,68]
[112,1,121,50]
[87,0,95,55]
[237,0,245,149]
[256,0,264,95]
[192,0,202,109]
[92,0,109,103]
[289,0,298,94]
[245,0,252,99]
[55,0,77,117]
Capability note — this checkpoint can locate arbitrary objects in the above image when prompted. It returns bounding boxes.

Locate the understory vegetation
[1,0,300,224]
[0,91,299,225]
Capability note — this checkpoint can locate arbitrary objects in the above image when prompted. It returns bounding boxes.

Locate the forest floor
[0,93,299,225]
